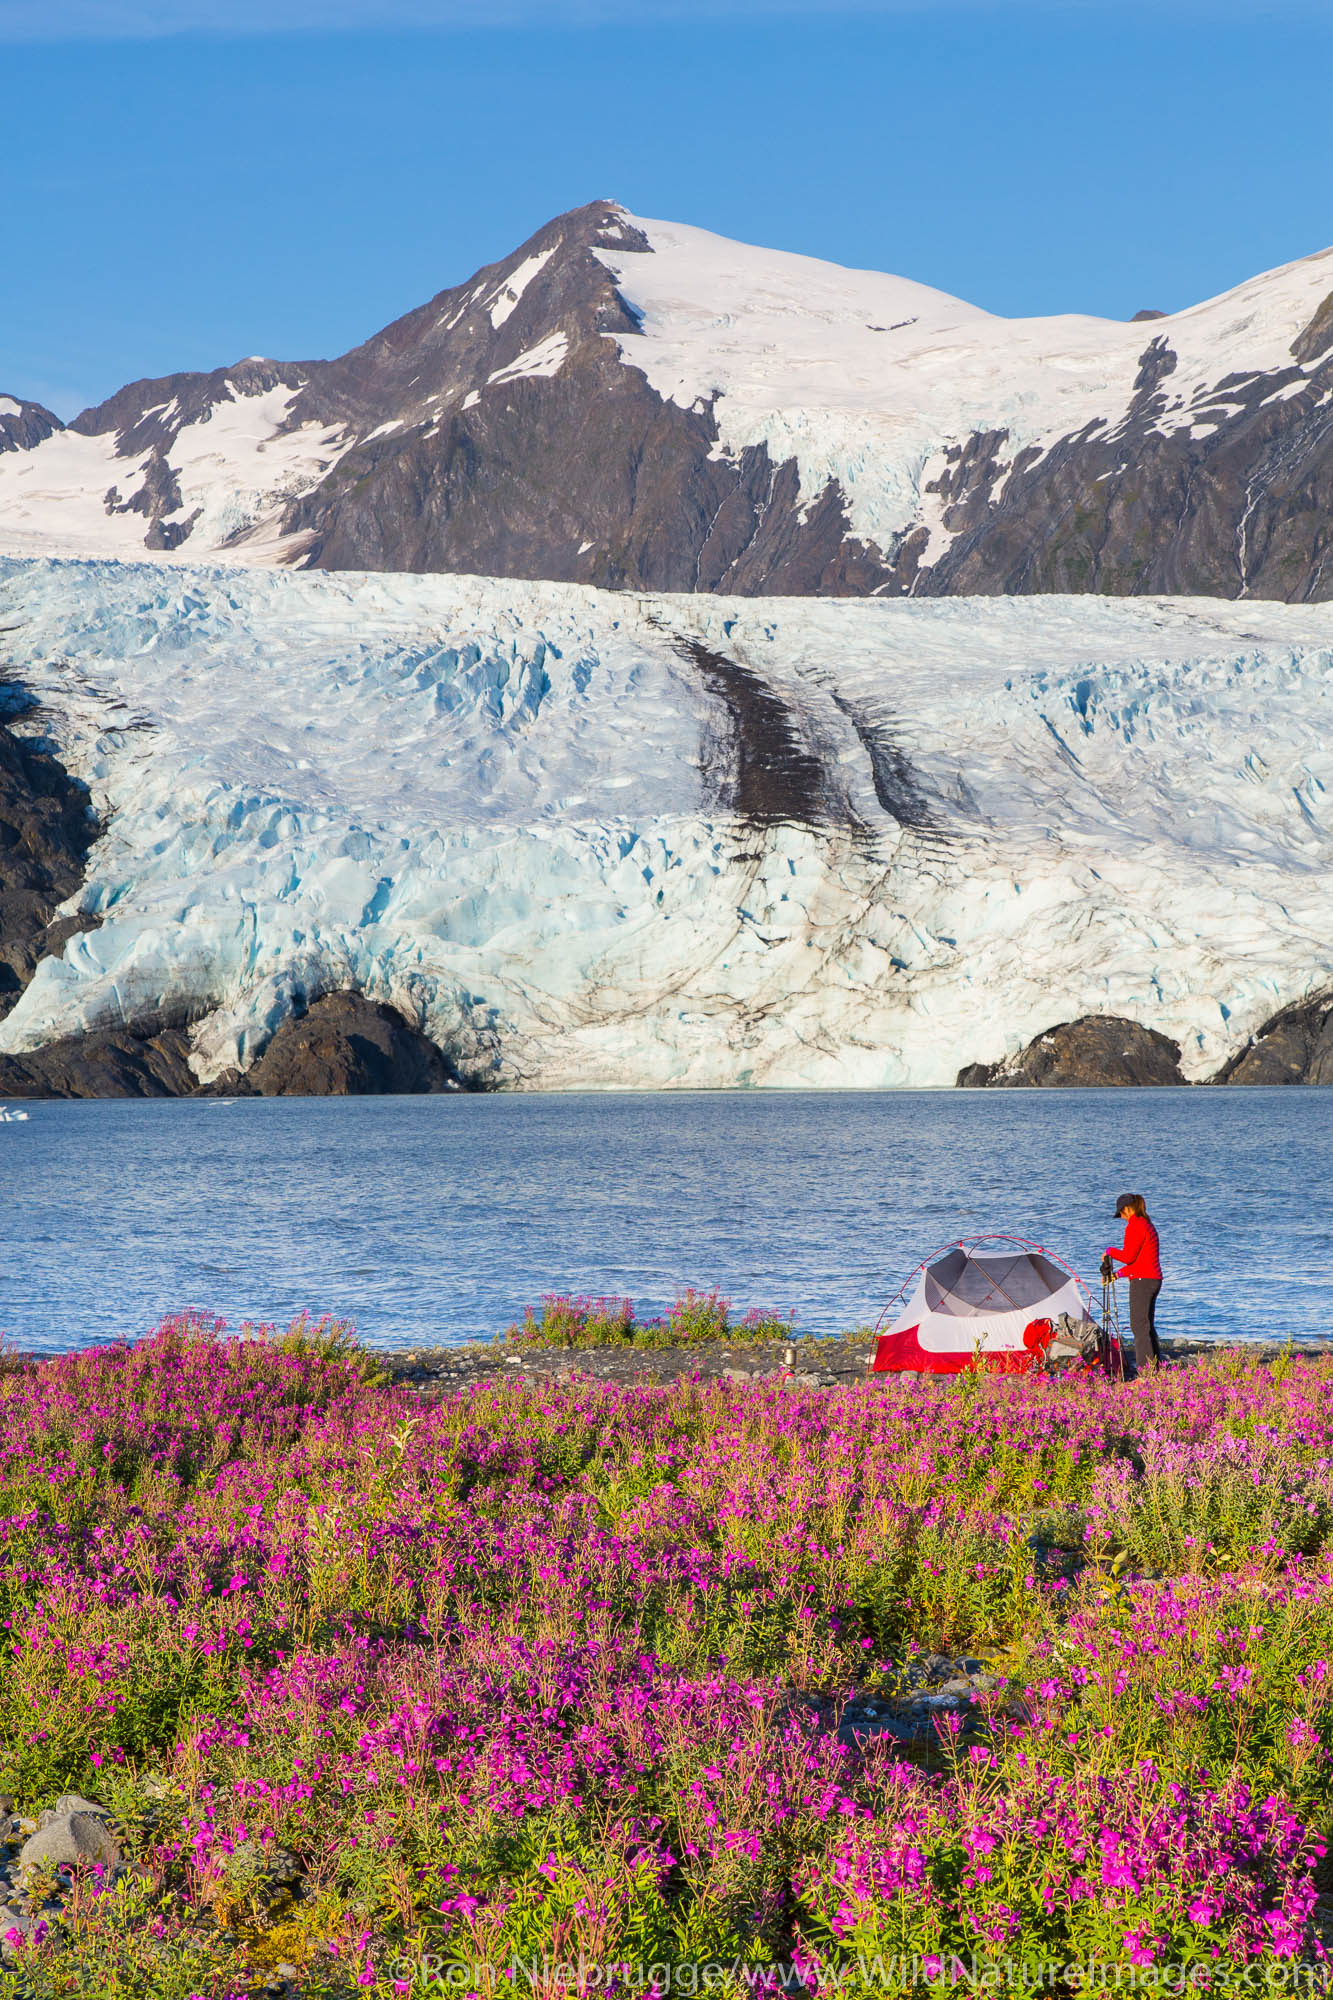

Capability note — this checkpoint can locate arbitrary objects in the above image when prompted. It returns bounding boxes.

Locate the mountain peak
[1,208,1332,600]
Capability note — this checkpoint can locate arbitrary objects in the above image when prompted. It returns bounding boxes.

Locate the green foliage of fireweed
[0,1326,1329,1993]
[504,1289,795,1349]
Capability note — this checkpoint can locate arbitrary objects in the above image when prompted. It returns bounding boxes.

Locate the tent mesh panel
[922,1249,1070,1318]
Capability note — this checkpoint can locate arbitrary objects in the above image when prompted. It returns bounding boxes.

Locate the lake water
[2,1090,1330,1355]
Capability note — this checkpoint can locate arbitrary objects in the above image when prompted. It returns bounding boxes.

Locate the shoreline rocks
[960,998,1333,1089]
[375,1329,1287,1398]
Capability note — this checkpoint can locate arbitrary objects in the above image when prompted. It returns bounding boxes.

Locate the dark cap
[1113,1192,1136,1215]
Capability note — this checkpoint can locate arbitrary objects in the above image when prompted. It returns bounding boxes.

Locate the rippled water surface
[2,1090,1330,1353]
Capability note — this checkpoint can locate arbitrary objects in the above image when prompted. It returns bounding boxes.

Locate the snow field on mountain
[0,556,1330,1087]
[0,386,352,566]
[601,216,1333,556]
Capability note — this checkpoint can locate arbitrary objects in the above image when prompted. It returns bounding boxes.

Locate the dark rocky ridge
[71,356,308,456]
[1212,990,1333,1084]
[0,700,99,1021]
[0,395,61,455]
[72,357,316,547]
[958,1016,1187,1088]
[277,204,891,594]
[896,314,1333,602]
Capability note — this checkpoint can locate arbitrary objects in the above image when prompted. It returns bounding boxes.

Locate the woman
[1106,1192,1162,1373]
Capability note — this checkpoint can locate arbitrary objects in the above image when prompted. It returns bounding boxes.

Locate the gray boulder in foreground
[39,1796,111,1826]
[18,1812,120,1880]
[957,1015,1186,1088]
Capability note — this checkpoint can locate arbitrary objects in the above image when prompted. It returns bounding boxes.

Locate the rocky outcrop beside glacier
[0,992,472,1098]
[0,698,97,1018]
[1211,991,1333,1085]
[0,558,1331,1094]
[956,1017,1185,1089]
[212,992,478,1096]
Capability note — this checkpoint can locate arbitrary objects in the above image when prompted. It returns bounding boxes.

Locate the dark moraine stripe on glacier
[675,639,848,828]
[826,690,939,836]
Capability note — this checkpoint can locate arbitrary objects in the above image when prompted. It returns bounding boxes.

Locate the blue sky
[4,0,1330,417]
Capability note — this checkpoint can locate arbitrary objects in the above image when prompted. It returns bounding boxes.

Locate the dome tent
[872,1237,1089,1375]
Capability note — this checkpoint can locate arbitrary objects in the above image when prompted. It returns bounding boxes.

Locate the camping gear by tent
[872,1237,1092,1375]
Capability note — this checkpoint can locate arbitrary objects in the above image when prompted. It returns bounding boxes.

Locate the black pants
[1129,1279,1162,1372]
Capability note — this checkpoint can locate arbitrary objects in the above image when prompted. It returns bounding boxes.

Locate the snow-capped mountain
[1,555,1331,1093]
[2,202,1330,598]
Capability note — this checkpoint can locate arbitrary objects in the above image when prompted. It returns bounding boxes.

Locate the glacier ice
[0,554,1331,1088]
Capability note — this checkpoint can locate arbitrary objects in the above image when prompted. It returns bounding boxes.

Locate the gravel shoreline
[375,1330,1320,1396]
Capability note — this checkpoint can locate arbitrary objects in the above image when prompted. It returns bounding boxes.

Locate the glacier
[0,554,1331,1088]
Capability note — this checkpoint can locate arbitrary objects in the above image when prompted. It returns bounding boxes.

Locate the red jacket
[1109,1214,1162,1281]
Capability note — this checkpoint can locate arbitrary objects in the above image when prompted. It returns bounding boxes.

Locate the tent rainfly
[872,1240,1088,1375]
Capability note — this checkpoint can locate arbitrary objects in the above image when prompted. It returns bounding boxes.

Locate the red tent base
[872,1319,1056,1376]
[872,1325,972,1374]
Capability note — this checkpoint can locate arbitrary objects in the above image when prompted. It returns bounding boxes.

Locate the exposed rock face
[957,1016,1186,1088]
[0,993,473,1098]
[1212,992,1333,1084]
[223,993,475,1096]
[0,395,61,455]
[71,355,307,457]
[78,356,314,548]
[0,1017,199,1097]
[279,203,891,594]
[898,335,1333,602]
[0,707,98,1020]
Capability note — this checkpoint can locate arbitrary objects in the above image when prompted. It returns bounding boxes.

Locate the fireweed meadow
[0,1320,1331,1994]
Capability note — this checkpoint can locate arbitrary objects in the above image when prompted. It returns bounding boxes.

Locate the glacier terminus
[0,556,1330,1091]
